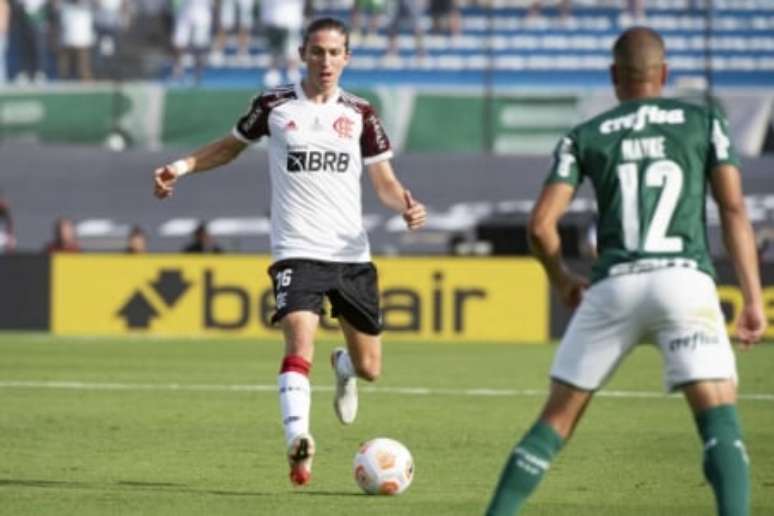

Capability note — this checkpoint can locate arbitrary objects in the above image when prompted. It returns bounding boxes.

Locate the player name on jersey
[621,136,666,161]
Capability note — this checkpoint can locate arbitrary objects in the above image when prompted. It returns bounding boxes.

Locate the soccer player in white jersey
[486,27,766,515]
[153,17,426,487]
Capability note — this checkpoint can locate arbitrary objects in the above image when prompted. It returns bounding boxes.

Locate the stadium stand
[199,0,774,88]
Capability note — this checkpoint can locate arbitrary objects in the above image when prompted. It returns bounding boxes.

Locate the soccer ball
[353,437,414,495]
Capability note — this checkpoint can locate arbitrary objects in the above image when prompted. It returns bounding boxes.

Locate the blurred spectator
[15,0,51,83]
[93,0,130,78]
[387,0,425,57]
[527,0,572,22]
[213,0,255,62]
[351,0,386,43]
[0,0,8,84]
[259,0,308,88]
[125,225,147,253]
[623,0,645,21]
[429,0,460,37]
[55,0,96,80]
[171,0,214,83]
[183,221,222,253]
[131,0,171,50]
[0,191,15,253]
[757,226,774,263]
[45,217,80,253]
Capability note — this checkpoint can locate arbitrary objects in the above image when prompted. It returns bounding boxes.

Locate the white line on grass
[0,380,773,402]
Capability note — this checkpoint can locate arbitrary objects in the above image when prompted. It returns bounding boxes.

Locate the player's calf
[695,404,750,516]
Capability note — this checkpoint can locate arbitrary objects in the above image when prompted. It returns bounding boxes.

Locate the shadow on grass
[294,490,364,497]
[0,478,270,497]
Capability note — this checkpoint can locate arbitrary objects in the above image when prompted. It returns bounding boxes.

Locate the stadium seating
[198,1,774,88]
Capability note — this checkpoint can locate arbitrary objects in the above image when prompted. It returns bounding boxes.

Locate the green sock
[486,421,564,516]
[695,405,750,516]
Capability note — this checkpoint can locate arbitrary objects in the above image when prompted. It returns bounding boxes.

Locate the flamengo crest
[333,116,354,139]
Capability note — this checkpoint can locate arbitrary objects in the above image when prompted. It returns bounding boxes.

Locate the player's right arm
[531,134,590,309]
[710,163,767,347]
[154,134,247,199]
[528,183,589,309]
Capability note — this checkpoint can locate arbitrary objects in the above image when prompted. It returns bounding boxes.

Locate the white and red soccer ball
[353,437,414,495]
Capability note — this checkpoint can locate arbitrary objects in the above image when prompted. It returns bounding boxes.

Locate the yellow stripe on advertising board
[51,255,548,342]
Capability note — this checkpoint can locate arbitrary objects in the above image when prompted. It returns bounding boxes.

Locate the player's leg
[171,13,191,79]
[330,318,382,424]
[685,381,748,516]
[652,268,748,516]
[263,26,283,87]
[486,381,592,516]
[279,310,319,486]
[339,317,382,381]
[269,260,328,486]
[487,274,644,515]
[236,0,255,56]
[190,9,212,84]
[329,262,383,425]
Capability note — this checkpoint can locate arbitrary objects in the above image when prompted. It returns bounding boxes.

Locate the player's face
[300,29,350,94]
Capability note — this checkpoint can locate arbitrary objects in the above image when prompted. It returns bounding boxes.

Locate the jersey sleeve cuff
[231,126,253,144]
[363,150,394,166]
[544,176,579,187]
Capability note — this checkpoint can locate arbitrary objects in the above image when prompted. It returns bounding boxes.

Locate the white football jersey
[232,83,393,263]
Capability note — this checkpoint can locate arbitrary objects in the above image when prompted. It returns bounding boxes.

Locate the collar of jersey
[295,82,341,106]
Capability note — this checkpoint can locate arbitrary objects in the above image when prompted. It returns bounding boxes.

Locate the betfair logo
[117,269,191,329]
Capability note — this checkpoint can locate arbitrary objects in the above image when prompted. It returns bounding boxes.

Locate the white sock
[335,349,356,379]
[278,371,311,445]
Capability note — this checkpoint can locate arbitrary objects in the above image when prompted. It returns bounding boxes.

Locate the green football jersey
[545,97,740,283]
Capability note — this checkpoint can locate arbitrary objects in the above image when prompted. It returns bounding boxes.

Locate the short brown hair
[302,17,350,52]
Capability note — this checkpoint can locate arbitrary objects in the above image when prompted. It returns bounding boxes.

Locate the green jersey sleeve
[545,133,582,188]
[708,108,741,170]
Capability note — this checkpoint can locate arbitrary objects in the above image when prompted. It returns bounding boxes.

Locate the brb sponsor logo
[286,146,351,173]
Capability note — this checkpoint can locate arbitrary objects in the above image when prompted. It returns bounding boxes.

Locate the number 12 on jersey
[617,160,684,253]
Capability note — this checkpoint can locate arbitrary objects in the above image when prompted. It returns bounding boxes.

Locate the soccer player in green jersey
[486,27,766,516]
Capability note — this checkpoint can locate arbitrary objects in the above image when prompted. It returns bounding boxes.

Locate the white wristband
[170,159,191,177]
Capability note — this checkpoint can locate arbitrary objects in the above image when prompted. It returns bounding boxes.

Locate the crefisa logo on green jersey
[599,105,685,134]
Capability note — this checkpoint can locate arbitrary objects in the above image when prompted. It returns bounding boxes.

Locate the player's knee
[354,358,381,382]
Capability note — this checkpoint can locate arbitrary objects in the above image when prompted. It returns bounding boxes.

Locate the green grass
[0,333,772,516]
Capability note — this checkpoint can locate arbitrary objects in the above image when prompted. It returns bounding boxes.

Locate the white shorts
[220,0,255,30]
[550,267,737,392]
[173,7,213,50]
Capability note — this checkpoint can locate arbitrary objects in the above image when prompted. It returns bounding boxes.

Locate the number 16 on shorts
[275,269,293,310]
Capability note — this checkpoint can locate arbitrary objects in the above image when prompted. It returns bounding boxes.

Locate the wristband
[170,159,191,177]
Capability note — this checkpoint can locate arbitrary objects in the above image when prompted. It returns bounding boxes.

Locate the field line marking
[0,381,772,402]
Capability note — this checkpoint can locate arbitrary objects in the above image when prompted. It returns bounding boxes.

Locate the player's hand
[402,190,426,231]
[153,165,178,199]
[555,269,589,310]
[734,302,766,349]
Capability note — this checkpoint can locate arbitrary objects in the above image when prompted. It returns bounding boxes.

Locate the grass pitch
[0,333,772,516]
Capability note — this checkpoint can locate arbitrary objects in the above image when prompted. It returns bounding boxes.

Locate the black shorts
[267,259,382,335]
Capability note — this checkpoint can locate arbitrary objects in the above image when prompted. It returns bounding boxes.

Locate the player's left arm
[711,163,767,347]
[529,182,589,308]
[367,160,426,231]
